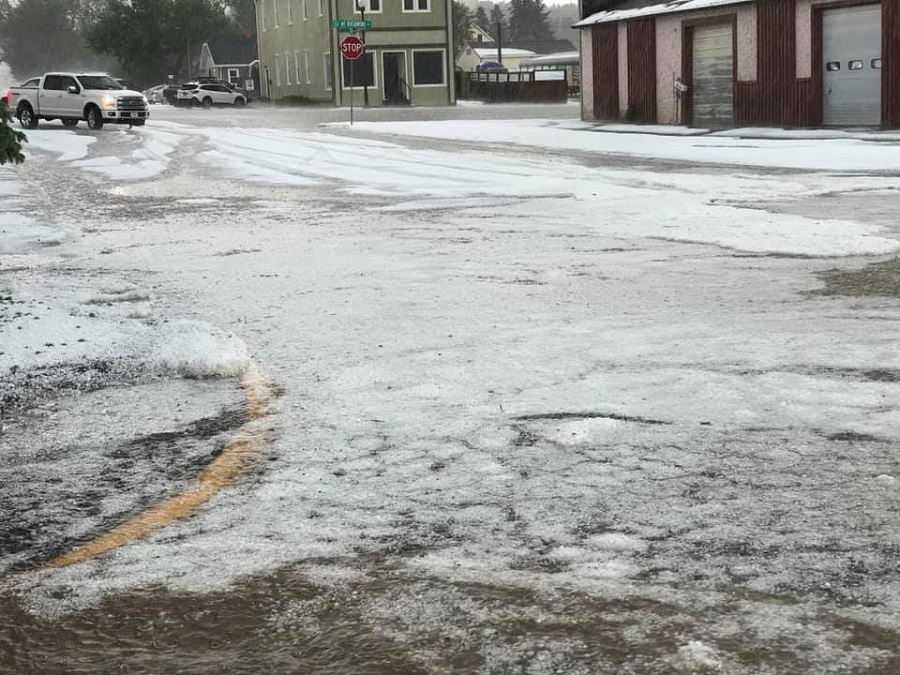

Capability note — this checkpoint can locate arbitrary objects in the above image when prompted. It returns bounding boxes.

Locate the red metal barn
[576,0,900,128]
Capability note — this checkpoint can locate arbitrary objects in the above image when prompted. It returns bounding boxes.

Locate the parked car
[196,76,251,100]
[475,61,509,74]
[142,84,167,104]
[176,82,247,107]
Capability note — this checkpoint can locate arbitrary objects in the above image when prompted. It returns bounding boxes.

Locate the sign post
[340,34,365,125]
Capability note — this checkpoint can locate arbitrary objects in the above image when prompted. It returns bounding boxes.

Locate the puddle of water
[0,568,429,675]
[3,561,900,674]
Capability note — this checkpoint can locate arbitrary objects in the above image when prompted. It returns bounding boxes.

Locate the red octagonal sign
[341,35,365,60]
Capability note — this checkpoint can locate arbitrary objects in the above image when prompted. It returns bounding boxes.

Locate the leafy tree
[508,0,555,47]
[451,0,473,59]
[225,0,257,35]
[0,100,26,165]
[0,0,110,79]
[489,4,508,44]
[88,0,238,87]
[474,6,491,36]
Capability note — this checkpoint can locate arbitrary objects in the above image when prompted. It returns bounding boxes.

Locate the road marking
[46,363,273,569]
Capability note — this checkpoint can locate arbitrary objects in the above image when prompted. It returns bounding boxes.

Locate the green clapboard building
[255,0,455,106]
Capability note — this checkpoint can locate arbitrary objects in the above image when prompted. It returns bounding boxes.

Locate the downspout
[330,0,339,105]
[253,0,267,99]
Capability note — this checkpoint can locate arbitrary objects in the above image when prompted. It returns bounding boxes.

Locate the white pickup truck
[8,72,149,130]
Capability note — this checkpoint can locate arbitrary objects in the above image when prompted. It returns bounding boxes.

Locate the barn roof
[574,0,748,27]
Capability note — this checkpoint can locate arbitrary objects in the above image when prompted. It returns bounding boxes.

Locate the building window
[285,53,292,84]
[324,53,332,90]
[275,54,281,85]
[342,52,376,87]
[318,0,324,16]
[354,0,381,14]
[274,0,280,27]
[259,0,266,30]
[287,0,293,23]
[304,50,311,84]
[302,0,308,20]
[412,49,444,86]
[227,68,240,85]
[826,61,840,72]
[403,0,429,11]
[872,58,883,69]
[295,51,301,84]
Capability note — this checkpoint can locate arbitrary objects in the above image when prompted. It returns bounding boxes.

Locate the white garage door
[692,24,734,128]
[823,4,882,126]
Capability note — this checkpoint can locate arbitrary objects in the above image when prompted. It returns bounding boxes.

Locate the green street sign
[332,19,372,29]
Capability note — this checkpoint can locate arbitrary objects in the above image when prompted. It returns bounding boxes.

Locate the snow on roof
[520,51,580,67]
[474,47,537,59]
[574,0,748,27]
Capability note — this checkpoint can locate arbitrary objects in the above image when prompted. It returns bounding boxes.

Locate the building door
[691,24,734,128]
[823,4,881,126]
[382,51,407,104]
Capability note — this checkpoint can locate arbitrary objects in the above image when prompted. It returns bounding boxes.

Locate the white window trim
[295,51,301,84]
[259,0,267,31]
[354,0,382,15]
[287,0,293,24]
[402,0,430,12]
[285,52,292,85]
[302,0,308,21]
[324,53,332,90]
[275,53,282,86]
[304,50,311,84]
[341,50,378,89]
[411,48,446,87]
[273,0,279,27]
[318,0,325,17]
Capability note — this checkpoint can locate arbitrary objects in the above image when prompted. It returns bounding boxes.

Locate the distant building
[199,35,260,96]
[255,0,455,107]
[456,46,537,72]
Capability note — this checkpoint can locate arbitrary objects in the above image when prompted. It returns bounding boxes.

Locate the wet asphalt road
[1,102,900,674]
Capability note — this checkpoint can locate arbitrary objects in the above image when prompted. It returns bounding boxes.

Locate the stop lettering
[341,35,365,60]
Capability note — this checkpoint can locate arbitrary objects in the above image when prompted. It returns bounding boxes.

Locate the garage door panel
[692,24,734,128]
[823,4,881,126]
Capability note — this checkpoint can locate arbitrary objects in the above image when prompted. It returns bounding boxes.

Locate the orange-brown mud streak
[45,363,273,569]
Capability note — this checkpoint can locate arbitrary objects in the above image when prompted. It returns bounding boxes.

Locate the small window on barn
[848,60,864,71]
[826,62,840,72]
[871,59,883,69]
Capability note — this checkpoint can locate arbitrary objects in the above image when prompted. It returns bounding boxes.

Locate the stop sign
[341,35,365,60]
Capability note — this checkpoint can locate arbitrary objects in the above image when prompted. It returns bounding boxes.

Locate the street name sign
[332,19,372,30]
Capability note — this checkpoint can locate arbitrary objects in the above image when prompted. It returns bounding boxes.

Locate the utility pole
[358,0,369,106]
[497,22,502,65]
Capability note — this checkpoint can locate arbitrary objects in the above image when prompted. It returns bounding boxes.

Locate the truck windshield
[76,75,124,90]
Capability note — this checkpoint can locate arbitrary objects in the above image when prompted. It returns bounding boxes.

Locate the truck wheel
[62,118,79,127]
[202,96,213,108]
[17,104,38,129]
[86,105,104,130]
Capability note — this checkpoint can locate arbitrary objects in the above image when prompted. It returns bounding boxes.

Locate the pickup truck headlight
[100,95,117,110]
